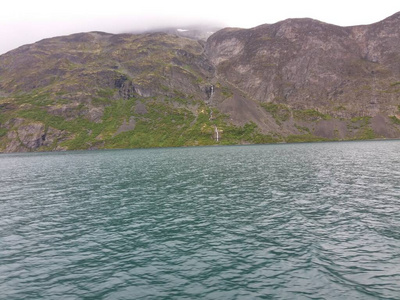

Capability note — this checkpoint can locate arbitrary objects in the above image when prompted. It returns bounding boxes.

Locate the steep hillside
[206,12,400,140]
[0,32,264,152]
[1,13,400,152]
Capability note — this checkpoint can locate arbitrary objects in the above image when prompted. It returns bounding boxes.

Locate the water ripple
[1,141,400,299]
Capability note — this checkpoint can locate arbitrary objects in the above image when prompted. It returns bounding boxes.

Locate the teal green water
[1,141,400,299]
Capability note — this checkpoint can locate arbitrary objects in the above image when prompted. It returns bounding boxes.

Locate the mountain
[1,13,400,152]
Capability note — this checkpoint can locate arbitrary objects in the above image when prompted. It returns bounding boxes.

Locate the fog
[0,15,224,54]
[0,0,399,55]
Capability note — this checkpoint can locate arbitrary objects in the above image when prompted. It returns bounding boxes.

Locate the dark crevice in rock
[114,75,136,99]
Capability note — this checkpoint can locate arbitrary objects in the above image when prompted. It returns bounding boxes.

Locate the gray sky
[1,0,399,55]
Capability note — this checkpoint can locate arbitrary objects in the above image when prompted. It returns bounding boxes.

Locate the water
[1,141,400,299]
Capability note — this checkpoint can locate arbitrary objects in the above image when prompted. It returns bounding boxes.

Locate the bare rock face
[114,117,136,136]
[134,101,147,115]
[206,12,400,118]
[4,121,69,152]
[48,103,84,120]
[17,123,46,149]
[86,106,104,123]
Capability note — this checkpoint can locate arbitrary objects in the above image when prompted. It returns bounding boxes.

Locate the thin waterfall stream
[208,85,219,142]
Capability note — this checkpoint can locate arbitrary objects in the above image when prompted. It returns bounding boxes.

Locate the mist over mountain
[0,12,399,152]
[138,24,223,41]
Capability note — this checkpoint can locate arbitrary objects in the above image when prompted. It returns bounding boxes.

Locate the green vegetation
[344,116,377,140]
[293,109,331,121]
[220,122,280,145]
[334,105,346,111]
[0,84,388,152]
[294,124,310,133]
[221,86,233,99]
[355,128,376,140]
[350,116,371,123]
[261,103,333,125]
[389,115,400,125]
[261,103,290,125]
[97,88,115,98]
[13,91,53,106]
[5,91,281,150]
[348,116,372,132]
[0,128,7,138]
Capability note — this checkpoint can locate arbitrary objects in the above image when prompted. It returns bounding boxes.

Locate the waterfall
[215,126,219,142]
[207,85,214,101]
[207,85,218,141]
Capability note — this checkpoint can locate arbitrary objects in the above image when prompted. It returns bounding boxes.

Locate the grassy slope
[2,87,399,152]
[0,91,280,151]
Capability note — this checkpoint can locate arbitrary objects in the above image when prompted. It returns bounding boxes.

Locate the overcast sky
[0,0,399,55]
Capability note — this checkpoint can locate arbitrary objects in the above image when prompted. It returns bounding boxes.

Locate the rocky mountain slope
[0,12,399,152]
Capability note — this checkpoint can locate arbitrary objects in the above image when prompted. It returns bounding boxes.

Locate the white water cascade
[207,85,219,142]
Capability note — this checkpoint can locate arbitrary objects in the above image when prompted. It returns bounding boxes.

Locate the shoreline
[1,137,399,155]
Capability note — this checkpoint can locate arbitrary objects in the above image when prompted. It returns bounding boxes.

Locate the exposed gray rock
[114,117,136,135]
[4,122,70,152]
[206,12,400,118]
[17,122,46,149]
[134,101,147,115]
[314,120,348,139]
[86,106,104,123]
[48,103,84,120]
[371,115,399,138]
[4,118,25,129]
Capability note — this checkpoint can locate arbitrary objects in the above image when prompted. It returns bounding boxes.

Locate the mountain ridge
[0,12,399,152]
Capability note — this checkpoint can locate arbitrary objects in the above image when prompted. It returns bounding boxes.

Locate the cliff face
[1,13,400,152]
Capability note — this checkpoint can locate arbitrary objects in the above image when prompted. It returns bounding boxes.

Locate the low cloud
[1,0,398,55]
[0,14,225,55]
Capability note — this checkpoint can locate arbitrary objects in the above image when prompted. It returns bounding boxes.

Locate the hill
[1,12,399,152]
